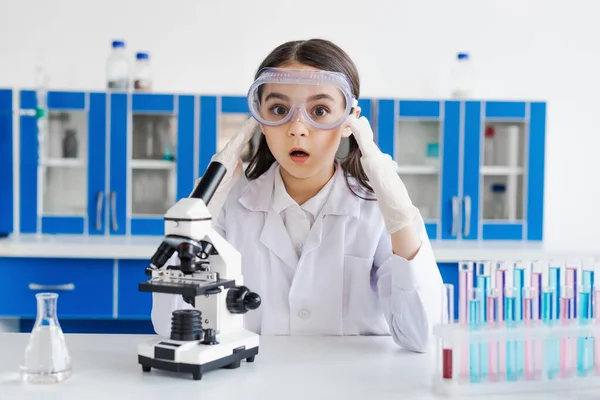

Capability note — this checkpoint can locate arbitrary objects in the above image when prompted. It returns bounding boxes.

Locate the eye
[312,106,329,117]
[269,105,289,116]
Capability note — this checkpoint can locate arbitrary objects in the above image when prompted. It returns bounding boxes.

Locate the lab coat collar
[238,160,361,219]
[272,164,335,218]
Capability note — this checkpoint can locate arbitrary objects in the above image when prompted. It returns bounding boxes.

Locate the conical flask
[20,292,72,384]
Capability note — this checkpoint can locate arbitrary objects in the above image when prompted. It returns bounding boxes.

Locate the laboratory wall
[0,0,597,247]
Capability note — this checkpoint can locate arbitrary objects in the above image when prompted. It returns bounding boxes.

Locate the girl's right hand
[211,117,259,173]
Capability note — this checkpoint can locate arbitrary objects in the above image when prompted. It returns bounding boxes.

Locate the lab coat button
[298,309,310,319]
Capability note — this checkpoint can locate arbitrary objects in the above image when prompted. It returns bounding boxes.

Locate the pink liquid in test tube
[459,262,473,380]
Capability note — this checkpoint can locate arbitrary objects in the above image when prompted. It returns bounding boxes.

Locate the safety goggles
[247,68,358,130]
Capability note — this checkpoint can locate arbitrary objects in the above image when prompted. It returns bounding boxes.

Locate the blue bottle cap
[457,52,469,60]
[112,40,125,48]
[491,183,506,192]
[136,52,150,60]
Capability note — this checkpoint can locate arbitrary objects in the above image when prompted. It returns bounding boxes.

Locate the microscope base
[137,329,259,380]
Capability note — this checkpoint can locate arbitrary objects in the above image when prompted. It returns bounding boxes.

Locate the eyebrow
[263,92,336,102]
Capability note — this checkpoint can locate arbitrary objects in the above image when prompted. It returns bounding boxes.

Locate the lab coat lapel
[301,164,361,259]
[238,162,299,271]
[260,211,299,271]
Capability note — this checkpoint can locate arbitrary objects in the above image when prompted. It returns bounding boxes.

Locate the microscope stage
[138,329,259,380]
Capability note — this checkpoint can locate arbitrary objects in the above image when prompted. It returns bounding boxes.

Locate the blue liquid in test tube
[504,288,517,381]
[469,287,481,383]
[578,263,594,376]
[514,263,526,377]
[541,289,556,379]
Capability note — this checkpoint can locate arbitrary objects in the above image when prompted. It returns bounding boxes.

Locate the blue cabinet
[109,93,195,236]
[0,90,13,236]
[376,99,546,241]
[0,257,114,318]
[11,90,197,237]
[117,259,152,319]
[19,90,107,235]
[463,101,546,241]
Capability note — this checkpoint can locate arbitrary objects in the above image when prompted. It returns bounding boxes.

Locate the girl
[151,39,444,353]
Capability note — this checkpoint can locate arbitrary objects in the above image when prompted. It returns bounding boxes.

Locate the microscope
[137,161,262,381]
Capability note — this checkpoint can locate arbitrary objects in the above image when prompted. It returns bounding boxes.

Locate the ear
[341,106,361,138]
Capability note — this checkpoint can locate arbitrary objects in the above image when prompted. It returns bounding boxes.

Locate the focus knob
[226,286,262,314]
[244,292,261,310]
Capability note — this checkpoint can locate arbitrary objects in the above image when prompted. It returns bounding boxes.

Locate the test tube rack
[431,259,600,397]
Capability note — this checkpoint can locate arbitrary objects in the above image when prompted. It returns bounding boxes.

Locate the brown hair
[244,38,374,200]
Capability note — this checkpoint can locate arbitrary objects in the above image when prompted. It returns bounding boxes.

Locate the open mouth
[289,148,310,163]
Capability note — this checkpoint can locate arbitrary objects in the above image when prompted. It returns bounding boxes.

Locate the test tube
[442,283,455,380]
[476,261,491,379]
[541,261,557,379]
[522,262,536,380]
[504,263,517,381]
[531,260,545,378]
[559,264,575,378]
[459,261,474,380]
[577,259,594,376]
[459,262,474,324]
[469,287,482,383]
[593,261,600,376]
[515,260,529,378]
[549,259,563,378]
[496,261,508,380]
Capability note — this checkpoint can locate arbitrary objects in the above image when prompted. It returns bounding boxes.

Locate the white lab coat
[151,161,444,352]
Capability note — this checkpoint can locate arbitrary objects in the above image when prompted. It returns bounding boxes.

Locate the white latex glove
[346,115,419,234]
[191,117,258,217]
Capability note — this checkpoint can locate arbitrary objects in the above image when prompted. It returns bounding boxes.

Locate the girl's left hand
[346,115,419,234]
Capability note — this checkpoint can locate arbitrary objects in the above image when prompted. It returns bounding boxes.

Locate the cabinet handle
[110,191,118,232]
[29,283,75,291]
[463,195,472,237]
[451,196,459,237]
[95,192,104,231]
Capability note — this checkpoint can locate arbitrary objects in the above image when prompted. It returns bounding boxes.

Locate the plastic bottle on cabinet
[106,40,131,90]
[490,183,507,220]
[484,126,495,165]
[134,52,152,92]
[450,52,474,99]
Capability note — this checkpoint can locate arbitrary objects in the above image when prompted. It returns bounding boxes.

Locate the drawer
[118,259,152,319]
[0,257,114,318]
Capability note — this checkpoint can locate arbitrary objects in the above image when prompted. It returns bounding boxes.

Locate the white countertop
[1,333,598,400]
[1,234,599,262]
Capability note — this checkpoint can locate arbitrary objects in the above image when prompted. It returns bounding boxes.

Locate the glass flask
[20,292,72,384]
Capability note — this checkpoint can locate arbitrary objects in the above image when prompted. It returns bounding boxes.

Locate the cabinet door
[110,94,195,236]
[19,90,106,235]
[463,101,545,240]
[0,257,114,318]
[117,259,152,319]
[376,100,458,240]
[199,96,372,176]
[0,89,13,236]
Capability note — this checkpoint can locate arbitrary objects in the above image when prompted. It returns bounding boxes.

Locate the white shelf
[396,165,440,175]
[480,166,524,176]
[131,159,176,170]
[41,158,85,168]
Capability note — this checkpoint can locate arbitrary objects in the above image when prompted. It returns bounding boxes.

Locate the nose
[286,107,309,137]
